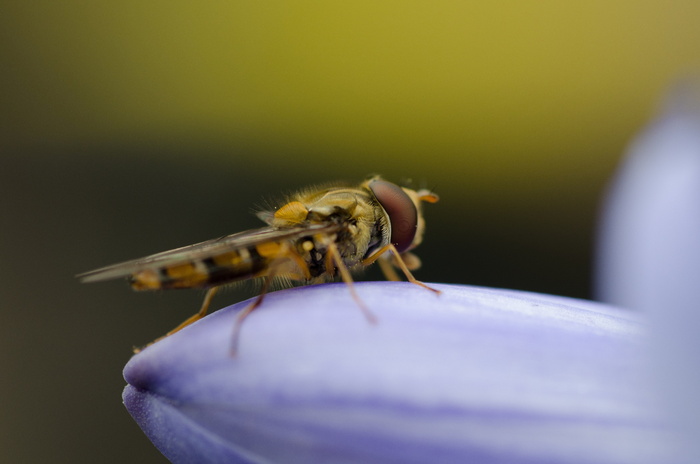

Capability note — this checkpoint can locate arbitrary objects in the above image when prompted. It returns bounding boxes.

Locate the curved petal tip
[123,282,674,464]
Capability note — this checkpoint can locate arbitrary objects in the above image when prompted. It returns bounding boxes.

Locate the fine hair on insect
[77,175,439,355]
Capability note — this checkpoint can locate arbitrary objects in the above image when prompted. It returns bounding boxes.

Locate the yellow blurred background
[2,1,698,462]
[6,1,698,180]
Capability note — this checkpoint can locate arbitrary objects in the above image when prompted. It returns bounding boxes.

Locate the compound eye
[368,179,418,253]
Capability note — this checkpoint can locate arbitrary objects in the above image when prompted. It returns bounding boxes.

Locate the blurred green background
[2,1,698,462]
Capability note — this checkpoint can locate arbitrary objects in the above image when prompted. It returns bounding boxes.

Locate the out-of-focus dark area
[1,1,698,462]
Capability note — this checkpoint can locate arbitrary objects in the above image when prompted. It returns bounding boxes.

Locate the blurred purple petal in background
[597,83,700,463]
[124,283,673,464]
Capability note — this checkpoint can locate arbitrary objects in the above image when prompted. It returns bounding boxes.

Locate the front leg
[363,244,441,294]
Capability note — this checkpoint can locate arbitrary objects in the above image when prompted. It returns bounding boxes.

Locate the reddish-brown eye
[368,179,418,253]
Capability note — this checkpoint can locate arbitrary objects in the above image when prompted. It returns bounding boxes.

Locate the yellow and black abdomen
[130,246,269,290]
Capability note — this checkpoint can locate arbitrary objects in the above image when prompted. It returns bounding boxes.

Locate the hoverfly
[78,176,439,353]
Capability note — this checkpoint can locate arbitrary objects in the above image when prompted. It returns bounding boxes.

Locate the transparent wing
[77,223,341,283]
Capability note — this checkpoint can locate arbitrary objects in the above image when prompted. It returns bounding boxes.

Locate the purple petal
[123,282,674,463]
[596,84,700,462]
[595,86,700,312]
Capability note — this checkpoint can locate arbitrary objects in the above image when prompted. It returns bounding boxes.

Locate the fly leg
[229,276,274,356]
[230,242,311,356]
[363,244,441,294]
[168,286,220,335]
[326,242,378,324]
[133,286,220,353]
[377,256,401,281]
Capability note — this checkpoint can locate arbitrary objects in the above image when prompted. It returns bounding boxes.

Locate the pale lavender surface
[123,282,673,464]
[596,85,700,463]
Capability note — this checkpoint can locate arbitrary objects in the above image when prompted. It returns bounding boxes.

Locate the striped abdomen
[129,242,285,290]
